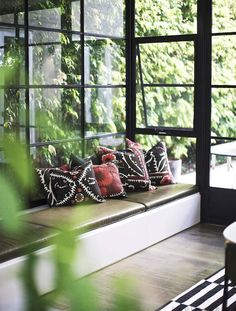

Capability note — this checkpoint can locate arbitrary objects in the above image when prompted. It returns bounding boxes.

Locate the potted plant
[165,136,191,182]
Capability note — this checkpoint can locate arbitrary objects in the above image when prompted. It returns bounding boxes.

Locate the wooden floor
[86,223,225,311]
[53,223,225,311]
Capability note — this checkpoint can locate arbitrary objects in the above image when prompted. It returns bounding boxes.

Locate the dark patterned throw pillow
[36,162,105,207]
[126,138,150,180]
[97,146,151,192]
[144,141,175,186]
[69,154,85,169]
[69,153,101,170]
[93,162,127,198]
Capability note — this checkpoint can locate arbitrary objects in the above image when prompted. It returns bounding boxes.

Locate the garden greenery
[1,0,236,308]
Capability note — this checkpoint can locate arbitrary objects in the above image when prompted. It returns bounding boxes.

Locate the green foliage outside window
[136,0,236,163]
[1,1,236,169]
[135,0,197,37]
[135,0,197,161]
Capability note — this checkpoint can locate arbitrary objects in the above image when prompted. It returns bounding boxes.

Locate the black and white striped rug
[156,269,236,311]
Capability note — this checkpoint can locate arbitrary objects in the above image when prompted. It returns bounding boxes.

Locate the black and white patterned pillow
[97,146,150,192]
[145,141,175,186]
[36,162,105,207]
[69,153,101,169]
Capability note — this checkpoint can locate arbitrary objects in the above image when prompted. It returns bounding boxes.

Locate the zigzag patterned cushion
[36,162,105,207]
[144,141,175,186]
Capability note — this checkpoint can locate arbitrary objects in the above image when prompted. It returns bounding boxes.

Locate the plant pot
[169,159,182,182]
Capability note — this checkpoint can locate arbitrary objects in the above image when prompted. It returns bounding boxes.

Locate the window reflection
[85,87,125,136]
[27,1,81,31]
[72,1,80,32]
[29,88,81,144]
[29,31,81,85]
[0,27,25,86]
[84,0,124,37]
[0,1,24,24]
[85,37,125,85]
[210,140,236,189]
[0,89,26,129]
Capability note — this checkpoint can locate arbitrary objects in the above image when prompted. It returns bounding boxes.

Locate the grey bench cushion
[23,199,146,233]
[124,184,198,210]
[0,224,56,263]
[0,183,198,263]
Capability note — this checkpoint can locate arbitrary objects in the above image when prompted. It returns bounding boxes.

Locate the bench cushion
[1,184,198,264]
[124,183,198,210]
[23,199,146,233]
[0,224,56,263]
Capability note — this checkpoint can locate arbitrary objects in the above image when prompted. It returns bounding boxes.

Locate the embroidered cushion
[126,138,150,180]
[97,146,151,192]
[36,162,105,207]
[144,141,175,186]
[69,153,101,169]
[69,154,85,168]
[93,162,127,198]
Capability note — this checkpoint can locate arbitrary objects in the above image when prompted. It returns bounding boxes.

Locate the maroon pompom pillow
[93,162,127,198]
[97,145,151,192]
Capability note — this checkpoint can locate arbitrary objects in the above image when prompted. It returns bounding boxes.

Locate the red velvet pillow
[93,162,127,198]
[97,145,151,192]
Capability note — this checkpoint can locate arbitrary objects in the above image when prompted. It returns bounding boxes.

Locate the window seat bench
[0,183,200,308]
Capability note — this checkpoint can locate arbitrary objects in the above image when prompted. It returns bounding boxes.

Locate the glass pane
[85,135,125,156]
[136,87,194,128]
[135,0,197,37]
[212,36,236,85]
[211,88,236,138]
[0,1,24,24]
[29,88,81,144]
[28,1,61,29]
[0,27,25,86]
[29,31,81,85]
[213,0,236,33]
[210,139,236,189]
[135,134,196,183]
[72,1,80,32]
[0,88,26,136]
[84,0,124,37]
[85,37,125,85]
[85,87,126,136]
[0,14,14,24]
[138,42,194,84]
[28,1,81,31]
[31,140,83,168]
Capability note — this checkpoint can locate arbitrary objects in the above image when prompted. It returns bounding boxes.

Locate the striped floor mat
[156,269,236,311]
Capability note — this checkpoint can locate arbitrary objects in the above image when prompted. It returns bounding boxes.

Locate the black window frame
[0,0,127,207]
[135,34,197,138]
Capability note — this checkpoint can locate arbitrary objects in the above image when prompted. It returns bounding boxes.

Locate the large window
[2,0,236,219]
[0,0,126,205]
[135,0,197,182]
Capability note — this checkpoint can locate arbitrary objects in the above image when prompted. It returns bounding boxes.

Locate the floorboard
[87,223,225,311]
[52,223,225,311]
